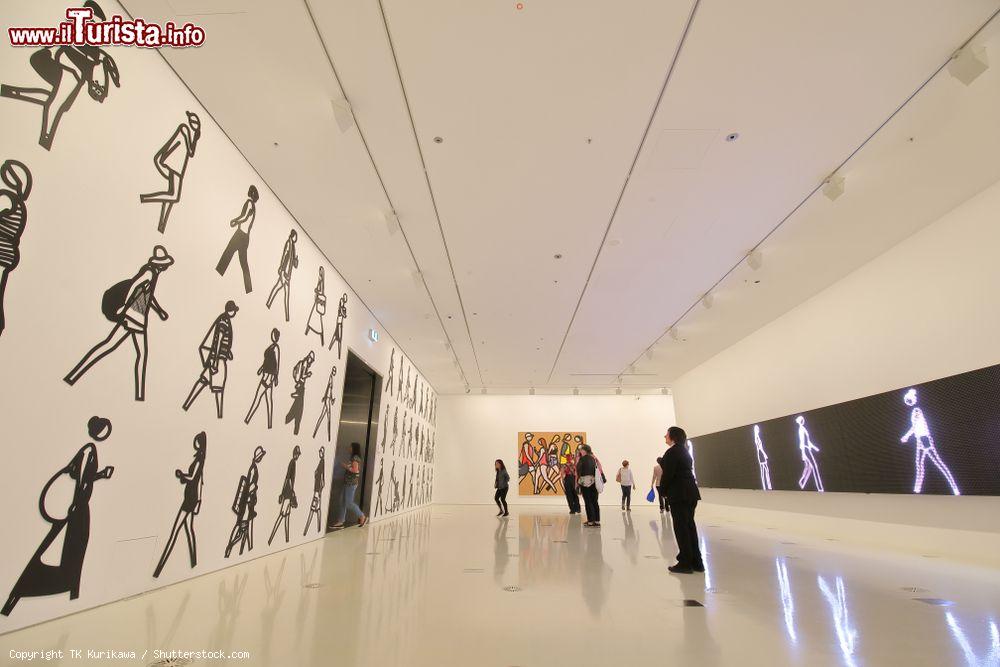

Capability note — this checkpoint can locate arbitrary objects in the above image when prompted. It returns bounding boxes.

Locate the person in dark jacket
[494,459,510,517]
[657,426,703,573]
[562,454,581,514]
[576,445,603,526]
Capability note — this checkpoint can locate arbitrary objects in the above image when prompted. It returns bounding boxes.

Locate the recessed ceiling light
[554,253,563,259]
[433,136,443,144]
[725,132,740,142]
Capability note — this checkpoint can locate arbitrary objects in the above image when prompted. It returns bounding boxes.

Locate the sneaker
[668,564,694,574]
[358,515,368,528]
[503,512,509,517]
[621,505,625,511]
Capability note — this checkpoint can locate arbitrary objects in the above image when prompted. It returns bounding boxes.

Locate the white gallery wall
[434,394,675,506]
[0,1,436,634]
[672,175,1000,544]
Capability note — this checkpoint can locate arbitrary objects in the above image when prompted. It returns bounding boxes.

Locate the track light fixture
[381,209,400,236]
[464,384,470,394]
[481,387,487,395]
[411,269,423,287]
[701,293,714,309]
[615,387,623,396]
[661,387,669,395]
[645,348,654,361]
[747,248,763,271]
[529,387,535,396]
[822,174,845,201]
[573,387,579,395]
[948,45,989,86]
[331,97,355,133]
[668,327,680,342]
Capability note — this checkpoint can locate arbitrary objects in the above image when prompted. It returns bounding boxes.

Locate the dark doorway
[327,350,382,531]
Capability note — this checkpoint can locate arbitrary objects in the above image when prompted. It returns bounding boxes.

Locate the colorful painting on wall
[517,431,587,496]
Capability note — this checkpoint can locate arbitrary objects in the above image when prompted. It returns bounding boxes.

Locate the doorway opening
[326,350,383,532]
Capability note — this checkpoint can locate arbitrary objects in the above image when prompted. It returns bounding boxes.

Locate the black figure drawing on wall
[312,364,338,440]
[390,405,399,453]
[404,367,412,406]
[225,445,265,558]
[285,351,315,435]
[401,466,408,510]
[245,328,280,429]
[216,186,257,293]
[0,2,120,151]
[327,293,347,358]
[388,461,399,514]
[139,111,201,233]
[266,229,298,322]
[379,412,388,453]
[2,416,113,616]
[303,447,325,535]
[0,159,32,338]
[153,431,206,578]
[304,266,326,345]
[268,446,300,545]
[373,459,385,518]
[386,349,395,395]
[398,359,404,395]
[64,245,173,401]
[407,464,415,508]
[183,301,238,418]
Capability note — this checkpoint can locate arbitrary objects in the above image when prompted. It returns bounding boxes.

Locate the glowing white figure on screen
[818,575,858,667]
[900,388,960,496]
[795,416,824,492]
[754,425,772,490]
[945,611,1000,666]
[775,558,797,644]
[687,440,696,480]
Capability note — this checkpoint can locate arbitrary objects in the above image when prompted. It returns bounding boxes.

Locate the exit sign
[368,328,379,343]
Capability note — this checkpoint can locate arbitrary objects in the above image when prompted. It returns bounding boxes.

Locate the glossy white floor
[2,504,999,666]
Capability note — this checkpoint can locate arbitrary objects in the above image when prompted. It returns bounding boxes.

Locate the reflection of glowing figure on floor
[945,611,1000,667]
[754,425,772,490]
[775,558,797,644]
[900,389,960,496]
[687,440,696,480]
[795,416,824,492]
[818,575,858,667]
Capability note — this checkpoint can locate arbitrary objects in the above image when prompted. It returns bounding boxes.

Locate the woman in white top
[617,460,635,511]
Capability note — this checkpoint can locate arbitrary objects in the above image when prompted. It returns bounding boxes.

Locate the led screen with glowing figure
[754,425,772,490]
[795,416,823,492]
[900,388,960,495]
[681,361,1000,495]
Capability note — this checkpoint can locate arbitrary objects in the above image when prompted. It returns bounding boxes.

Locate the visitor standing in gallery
[576,445,604,527]
[617,460,634,511]
[562,454,581,514]
[494,459,510,517]
[657,426,703,574]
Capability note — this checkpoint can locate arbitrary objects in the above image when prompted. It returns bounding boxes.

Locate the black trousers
[580,484,600,523]
[620,485,632,509]
[669,500,703,568]
[657,489,667,511]
[494,487,508,514]
[564,476,581,512]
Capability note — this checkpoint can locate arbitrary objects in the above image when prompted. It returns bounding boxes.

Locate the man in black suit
[657,426,704,574]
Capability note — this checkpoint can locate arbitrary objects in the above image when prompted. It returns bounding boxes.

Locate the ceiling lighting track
[375,0,485,385]
[617,6,1000,379]
[301,0,469,387]
[545,0,703,384]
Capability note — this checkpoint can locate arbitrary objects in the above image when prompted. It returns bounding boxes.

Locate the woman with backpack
[64,245,173,401]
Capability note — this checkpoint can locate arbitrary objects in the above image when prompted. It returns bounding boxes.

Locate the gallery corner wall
[433,394,674,506]
[0,0,437,634]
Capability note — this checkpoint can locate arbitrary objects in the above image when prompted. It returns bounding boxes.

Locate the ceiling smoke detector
[433,136,444,143]
[725,132,740,142]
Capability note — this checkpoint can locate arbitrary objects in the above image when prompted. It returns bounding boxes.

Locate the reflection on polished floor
[2,504,999,666]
